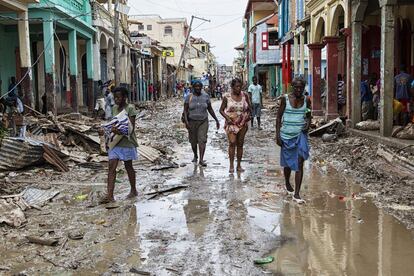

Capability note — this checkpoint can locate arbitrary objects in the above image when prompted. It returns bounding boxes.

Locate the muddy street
[1,99,414,275]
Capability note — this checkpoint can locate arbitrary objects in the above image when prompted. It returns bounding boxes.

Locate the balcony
[29,0,92,24]
[91,1,113,31]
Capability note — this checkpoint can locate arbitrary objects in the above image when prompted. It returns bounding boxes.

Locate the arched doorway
[107,39,114,80]
[59,46,68,108]
[100,33,108,82]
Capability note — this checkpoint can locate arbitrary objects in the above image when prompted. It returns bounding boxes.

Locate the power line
[141,0,241,17]
[193,16,242,32]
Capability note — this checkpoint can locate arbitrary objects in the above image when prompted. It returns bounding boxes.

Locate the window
[138,24,144,30]
[201,46,206,52]
[164,26,173,36]
[262,32,268,50]
[147,25,152,31]
[269,31,278,46]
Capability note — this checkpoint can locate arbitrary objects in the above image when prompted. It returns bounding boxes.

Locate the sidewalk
[349,128,414,152]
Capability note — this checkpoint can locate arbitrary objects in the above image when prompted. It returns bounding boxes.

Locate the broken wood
[145,185,188,199]
[43,145,69,172]
[377,146,414,173]
[27,236,59,246]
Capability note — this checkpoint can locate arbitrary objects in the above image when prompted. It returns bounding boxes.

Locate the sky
[128,0,248,65]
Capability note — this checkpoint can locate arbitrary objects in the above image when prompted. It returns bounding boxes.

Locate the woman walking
[183,80,220,166]
[101,86,138,203]
[220,78,251,173]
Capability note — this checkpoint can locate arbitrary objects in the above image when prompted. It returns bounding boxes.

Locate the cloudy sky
[128,0,248,65]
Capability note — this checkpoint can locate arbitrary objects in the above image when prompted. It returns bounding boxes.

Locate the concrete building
[244,0,281,97]
[0,0,38,109]
[306,0,348,119]
[30,0,95,114]
[128,15,191,82]
[188,37,215,79]
[91,1,132,95]
[349,0,414,137]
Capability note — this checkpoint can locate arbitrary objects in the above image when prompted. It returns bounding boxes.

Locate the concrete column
[308,43,324,116]
[351,21,363,126]
[294,35,299,76]
[282,44,286,92]
[68,30,78,113]
[380,4,395,137]
[287,42,292,86]
[42,19,56,114]
[324,36,340,120]
[86,38,94,111]
[343,28,353,119]
[300,31,305,75]
[17,11,33,109]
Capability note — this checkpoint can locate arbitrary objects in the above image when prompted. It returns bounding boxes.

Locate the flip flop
[292,196,306,204]
[285,188,294,196]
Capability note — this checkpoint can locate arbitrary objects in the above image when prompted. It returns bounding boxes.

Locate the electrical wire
[193,16,242,32]
[140,0,240,17]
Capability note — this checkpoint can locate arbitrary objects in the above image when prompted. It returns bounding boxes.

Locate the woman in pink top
[220,78,251,173]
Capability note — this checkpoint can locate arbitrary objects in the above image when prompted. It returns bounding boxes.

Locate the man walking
[248,76,263,130]
[394,65,412,125]
[276,76,311,204]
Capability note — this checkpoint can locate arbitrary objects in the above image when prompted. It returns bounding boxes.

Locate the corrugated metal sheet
[22,187,60,206]
[0,137,45,171]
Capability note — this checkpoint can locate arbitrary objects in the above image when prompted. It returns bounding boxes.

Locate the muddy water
[3,101,414,275]
[108,102,414,275]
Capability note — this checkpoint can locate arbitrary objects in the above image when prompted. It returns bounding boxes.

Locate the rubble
[355,120,380,131]
[309,117,346,137]
[0,112,103,172]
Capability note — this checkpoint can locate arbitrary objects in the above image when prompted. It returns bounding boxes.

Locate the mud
[311,135,414,229]
[0,99,413,275]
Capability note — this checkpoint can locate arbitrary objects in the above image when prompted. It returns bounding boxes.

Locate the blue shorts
[108,146,138,161]
[252,103,261,117]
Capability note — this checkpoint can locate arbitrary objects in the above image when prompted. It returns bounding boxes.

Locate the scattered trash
[74,194,88,201]
[394,123,414,140]
[355,120,380,131]
[0,198,27,227]
[26,236,59,246]
[309,118,345,137]
[129,267,151,275]
[322,133,338,142]
[254,256,274,265]
[357,218,364,224]
[144,185,188,199]
[22,187,60,207]
[68,231,84,240]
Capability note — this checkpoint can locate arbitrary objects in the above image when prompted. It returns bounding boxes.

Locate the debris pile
[0,113,102,172]
[0,187,60,227]
[309,117,346,141]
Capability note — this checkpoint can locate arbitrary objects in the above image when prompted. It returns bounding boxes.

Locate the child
[102,86,138,203]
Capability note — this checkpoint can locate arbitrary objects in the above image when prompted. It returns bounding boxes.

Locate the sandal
[292,196,306,204]
[199,160,207,167]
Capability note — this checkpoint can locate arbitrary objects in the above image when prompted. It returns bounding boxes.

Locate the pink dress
[224,92,250,134]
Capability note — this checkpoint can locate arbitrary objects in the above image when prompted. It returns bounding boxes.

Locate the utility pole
[114,0,121,86]
[176,15,210,81]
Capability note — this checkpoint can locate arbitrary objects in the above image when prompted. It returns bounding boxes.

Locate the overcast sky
[128,0,248,65]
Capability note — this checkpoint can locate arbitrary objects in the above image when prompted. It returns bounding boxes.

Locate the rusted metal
[0,137,44,171]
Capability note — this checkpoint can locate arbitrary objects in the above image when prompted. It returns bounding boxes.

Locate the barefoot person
[103,86,138,202]
[276,76,311,204]
[183,80,220,166]
[220,78,251,173]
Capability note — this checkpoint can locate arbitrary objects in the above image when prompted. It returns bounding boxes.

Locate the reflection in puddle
[265,168,414,276]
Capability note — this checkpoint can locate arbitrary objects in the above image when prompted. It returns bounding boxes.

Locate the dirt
[0,98,414,275]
